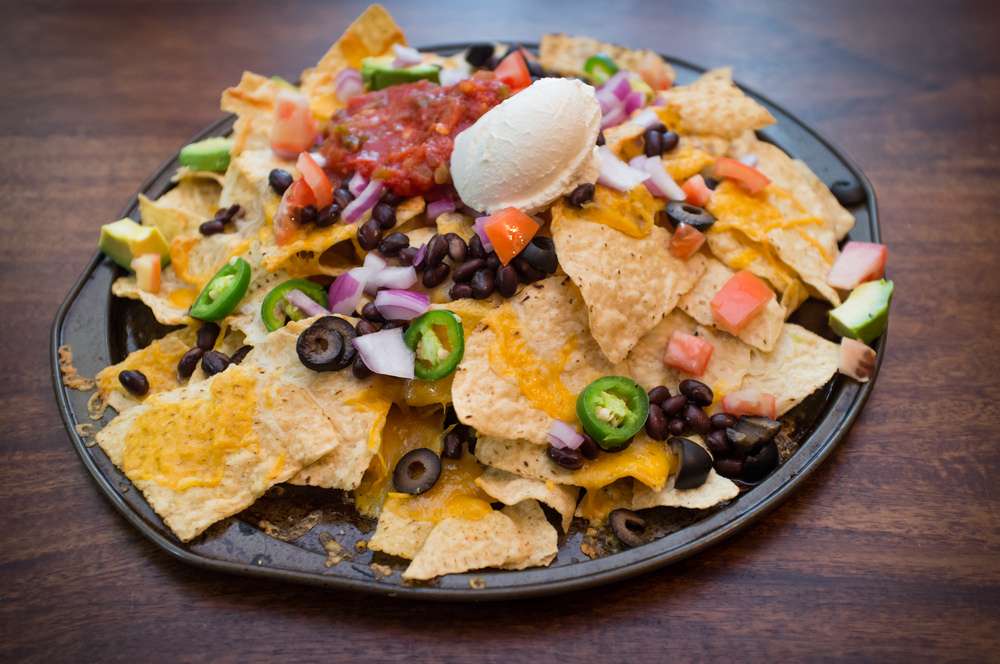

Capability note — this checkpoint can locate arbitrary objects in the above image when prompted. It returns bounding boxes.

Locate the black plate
[50,44,884,601]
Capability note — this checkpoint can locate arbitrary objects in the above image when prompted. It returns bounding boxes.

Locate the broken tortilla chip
[475,467,579,531]
[539,33,675,87]
[632,469,739,510]
[95,326,197,414]
[657,67,774,138]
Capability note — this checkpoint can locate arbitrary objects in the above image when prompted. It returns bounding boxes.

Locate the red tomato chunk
[663,331,714,377]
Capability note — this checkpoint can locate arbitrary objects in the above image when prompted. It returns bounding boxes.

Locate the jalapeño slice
[261,278,330,332]
[189,257,251,321]
[576,376,650,450]
[583,53,619,84]
[403,310,465,381]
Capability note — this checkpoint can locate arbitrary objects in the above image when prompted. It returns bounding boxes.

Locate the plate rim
[50,42,885,601]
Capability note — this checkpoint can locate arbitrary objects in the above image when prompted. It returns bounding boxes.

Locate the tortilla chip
[626,309,753,399]
[366,506,435,560]
[140,177,221,243]
[225,269,292,346]
[475,467,579,531]
[500,500,559,570]
[552,207,705,363]
[632,469,738,510]
[739,323,839,416]
[704,227,800,294]
[299,4,406,121]
[171,166,225,187]
[539,33,675,86]
[475,434,673,492]
[111,268,196,326]
[96,363,341,541]
[95,326,197,414]
[678,255,785,352]
[452,276,618,445]
[436,211,475,241]
[657,68,773,139]
[575,479,634,524]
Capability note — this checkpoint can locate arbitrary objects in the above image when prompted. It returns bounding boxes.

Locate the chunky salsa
[320,72,508,197]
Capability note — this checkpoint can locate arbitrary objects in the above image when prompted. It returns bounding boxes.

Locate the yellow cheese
[566,434,673,491]
[552,184,660,239]
[383,452,492,523]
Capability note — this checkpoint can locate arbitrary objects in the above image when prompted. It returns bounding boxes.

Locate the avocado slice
[361,56,440,91]
[99,218,171,270]
[178,137,232,173]
[828,279,893,343]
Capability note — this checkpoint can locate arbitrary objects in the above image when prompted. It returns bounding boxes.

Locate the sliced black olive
[665,201,716,232]
[670,436,713,490]
[465,43,495,68]
[296,318,345,371]
[741,440,779,483]
[392,448,442,495]
[609,509,649,548]
[726,416,781,451]
[323,316,359,370]
[520,236,558,274]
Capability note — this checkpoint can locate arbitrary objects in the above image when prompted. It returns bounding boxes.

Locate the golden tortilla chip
[95,326,197,414]
[299,4,406,121]
[452,276,618,445]
[657,68,774,138]
[171,166,226,187]
[140,178,221,243]
[367,507,435,560]
[539,33,675,86]
[225,269,292,345]
[704,226,799,295]
[475,467,579,531]
[678,255,785,352]
[111,268,197,326]
[632,469,738,510]
[552,205,705,363]
[436,211,475,241]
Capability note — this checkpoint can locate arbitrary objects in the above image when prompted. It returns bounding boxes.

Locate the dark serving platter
[50,43,884,601]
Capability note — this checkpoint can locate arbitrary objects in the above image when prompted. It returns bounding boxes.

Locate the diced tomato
[482,208,540,265]
[271,90,317,159]
[839,338,877,382]
[827,241,888,290]
[669,223,706,259]
[273,179,315,245]
[130,254,161,294]
[636,51,673,90]
[711,270,775,335]
[681,174,712,207]
[663,331,714,377]
[494,50,531,93]
[714,157,770,194]
[296,152,333,209]
[722,390,777,419]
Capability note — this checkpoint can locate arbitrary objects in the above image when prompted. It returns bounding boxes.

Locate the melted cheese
[343,380,397,451]
[566,435,673,491]
[122,367,258,490]
[167,287,198,309]
[486,309,578,422]
[662,146,715,183]
[576,479,634,523]
[96,330,194,400]
[384,452,492,523]
[553,184,660,238]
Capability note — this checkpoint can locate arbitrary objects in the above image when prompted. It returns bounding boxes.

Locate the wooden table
[2,1,998,660]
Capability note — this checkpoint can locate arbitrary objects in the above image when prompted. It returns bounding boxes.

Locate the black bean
[683,404,712,435]
[648,385,670,405]
[118,370,149,396]
[679,379,713,406]
[667,417,686,436]
[661,130,679,153]
[422,262,450,288]
[177,347,204,379]
[334,186,354,209]
[512,255,545,283]
[199,219,225,236]
[357,218,382,251]
[201,350,230,376]
[645,403,668,440]
[229,345,253,365]
[660,394,688,417]
[268,169,294,195]
[466,434,477,455]
[315,203,341,228]
[352,356,373,379]
[361,302,384,323]
[446,233,468,262]
[567,182,595,207]
[449,282,473,300]
[425,234,448,267]
[710,412,737,430]
[596,131,606,146]
[381,191,404,206]
[373,202,396,230]
[484,253,500,271]
[442,432,464,459]
[299,205,318,225]
[397,246,418,265]
[224,203,242,221]
[470,269,495,299]
[643,128,663,157]
[742,440,779,482]
[355,319,380,336]
[467,233,486,259]
[547,444,584,470]
[452,258,485,283]
[496,265,518,297]
[714,457,744,479]
[578,434,600,460]
[197,322,220,351]
[705,429,731,457]
[381,320,407,330]
[378,232,409,256]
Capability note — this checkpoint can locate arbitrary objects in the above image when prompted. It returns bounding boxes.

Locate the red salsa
[320,72,508,197]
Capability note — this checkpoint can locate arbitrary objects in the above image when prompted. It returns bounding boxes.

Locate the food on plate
[83,4,886,584]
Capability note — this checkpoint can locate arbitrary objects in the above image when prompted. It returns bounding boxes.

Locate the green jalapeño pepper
[583,53,619,85]
[576,376,649,450]
[189,257,251,321]
[260,278,329,332]
[403,310,465,381]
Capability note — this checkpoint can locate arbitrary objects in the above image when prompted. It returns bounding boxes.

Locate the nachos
[88,4,892,583]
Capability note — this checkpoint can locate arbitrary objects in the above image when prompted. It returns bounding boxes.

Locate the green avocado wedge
[361,56,440,91]
[98,218,171,270]
[178,137,233,173]
[828,279,894,343]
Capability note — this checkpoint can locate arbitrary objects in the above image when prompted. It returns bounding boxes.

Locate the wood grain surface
[2,0,999,661]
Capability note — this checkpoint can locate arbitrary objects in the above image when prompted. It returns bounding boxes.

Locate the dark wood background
[2,0,998,661]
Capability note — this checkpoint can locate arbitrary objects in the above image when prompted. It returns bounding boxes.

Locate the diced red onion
[363,251,388,272]
[640,156,686,201]
[596,86,622,114]
[631,108,662,130]
[374,289,430,321]
[546,420,584,450]
[327,270,365,315]
[392,44,423,68]
[629,155,648,170]
[361,252,389,295]
[334,68,364,102]
[348,171,368,196]
[623,90,644,115]
[739,154,759,167]
[342,179,384,223]
[473,216,494,251]
[426,197,456,222]
[352,327,415,379]
[284,289,330,318]
[412,242,429,270]
[597,146,649,191]
[600,104,627,129]
[370,265,417,291]
[601,71,632,100]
